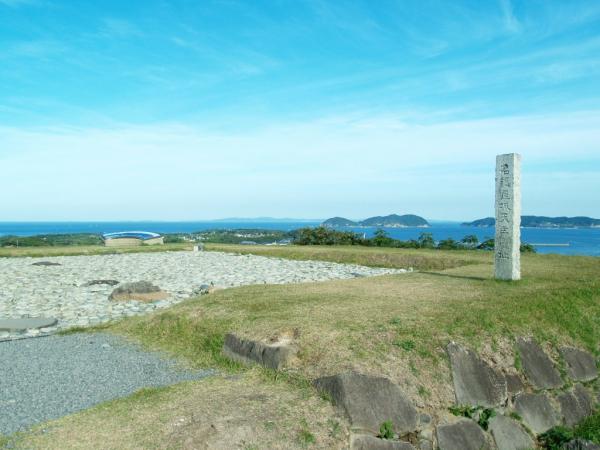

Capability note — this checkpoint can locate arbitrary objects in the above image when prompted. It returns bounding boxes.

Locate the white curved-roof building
[102,231,164,247]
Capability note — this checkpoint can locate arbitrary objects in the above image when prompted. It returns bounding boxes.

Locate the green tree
[372,229,394,247]
[461,234,479,245]
[417,232,435,249]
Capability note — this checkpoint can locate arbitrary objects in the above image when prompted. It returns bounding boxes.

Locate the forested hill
[463,216,600,228]
[323,214,429,228]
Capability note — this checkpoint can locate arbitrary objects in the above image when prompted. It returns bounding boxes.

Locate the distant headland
[462,216,600,228]
[322,214,430,228]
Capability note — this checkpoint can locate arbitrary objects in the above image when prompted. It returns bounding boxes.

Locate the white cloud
[1,111,599,220]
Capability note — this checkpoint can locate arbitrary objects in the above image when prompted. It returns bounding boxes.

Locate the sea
[0,221,599,257]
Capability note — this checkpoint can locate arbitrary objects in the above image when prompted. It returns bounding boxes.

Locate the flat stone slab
[560,347,598,382]
[436,419,489,450]
[447,342,506,407]
[0,317,58,332]
[223,333,297,370]
[488,415,534,450]
[514,392,560,434]
[558,384,594,427]
[516,337,562,389]
[350,434,415,450]
[314,371,418,435]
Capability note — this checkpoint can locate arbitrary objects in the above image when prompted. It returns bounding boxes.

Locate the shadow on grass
[420,271,489,282]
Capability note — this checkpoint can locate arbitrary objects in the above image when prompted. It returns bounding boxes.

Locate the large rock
[436,419,489,450]
[222,333,297,370]
[314,371,418,435]
[505,373,525,396]
[447,342,507,407]
[516,337,562,389]
[109,281,168,302]
[558,384,594,427]
[0,317,58,332]
[514,392,560,434]
[560,347,598,382]
[488,415,534,450]
[350,434,415,450]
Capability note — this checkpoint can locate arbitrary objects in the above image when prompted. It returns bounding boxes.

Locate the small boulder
[516,337,562,389]
[32,261,61,266]
[514,392,560,434]
[558,384,594,427]
[314,371,418,436]
[436,419,490,450]
[109,281,169,302]
[447,342,507,407]
[560,347,598,382]
[223,333,297,370]
[488,415,534,450]
[193,284,211,295]
[350,434,415,450]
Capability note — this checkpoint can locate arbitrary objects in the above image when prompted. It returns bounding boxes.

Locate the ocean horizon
[1,221,599,257]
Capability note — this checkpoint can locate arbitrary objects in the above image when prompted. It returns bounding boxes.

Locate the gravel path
[0,333,214,435]
[0,251,406,340]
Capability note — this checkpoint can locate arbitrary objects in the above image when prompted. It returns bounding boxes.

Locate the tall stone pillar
[495,153,521,280]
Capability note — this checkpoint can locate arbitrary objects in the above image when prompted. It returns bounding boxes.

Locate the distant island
[323,214,430,228]
[463,216,600,228]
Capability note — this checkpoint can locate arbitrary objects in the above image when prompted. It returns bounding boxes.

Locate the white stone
[0,251,406,340]
[495,153,521,280]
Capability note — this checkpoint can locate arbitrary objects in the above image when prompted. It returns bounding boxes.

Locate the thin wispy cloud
[99,18,144,38]
[499,0,521,33]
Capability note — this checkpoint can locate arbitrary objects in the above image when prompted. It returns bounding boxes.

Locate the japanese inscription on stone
[495,153,521,280]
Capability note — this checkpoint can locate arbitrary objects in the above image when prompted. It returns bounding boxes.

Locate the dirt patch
[12,370,349,450]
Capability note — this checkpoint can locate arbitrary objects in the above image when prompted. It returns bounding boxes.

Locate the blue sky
[1,0,599,221]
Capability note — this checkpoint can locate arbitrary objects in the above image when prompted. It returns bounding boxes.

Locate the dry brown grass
[204,243,488,271]
[11,370,348,450]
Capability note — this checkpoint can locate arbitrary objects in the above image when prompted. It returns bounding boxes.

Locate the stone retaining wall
[223,333,599,449]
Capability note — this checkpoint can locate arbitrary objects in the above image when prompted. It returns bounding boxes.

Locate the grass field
[205,242,489,271]
[4,244,600,449]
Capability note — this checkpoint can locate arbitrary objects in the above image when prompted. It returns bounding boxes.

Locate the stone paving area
[0,333,214,435]
[0,251,406,340]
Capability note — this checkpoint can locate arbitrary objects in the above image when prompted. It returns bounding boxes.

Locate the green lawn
[109,246,600,407]
[4,244,600,449]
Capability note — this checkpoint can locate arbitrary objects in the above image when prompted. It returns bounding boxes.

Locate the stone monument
[495,153,521,280]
